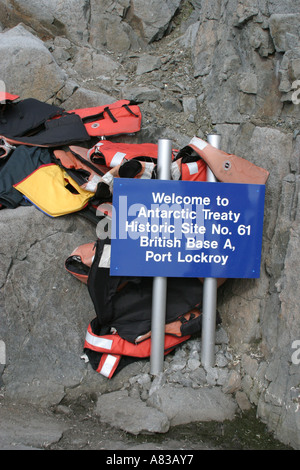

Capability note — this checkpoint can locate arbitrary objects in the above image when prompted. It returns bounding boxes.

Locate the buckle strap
[122,103,139,118]
[104,106,118,123]
[0,136,16,159]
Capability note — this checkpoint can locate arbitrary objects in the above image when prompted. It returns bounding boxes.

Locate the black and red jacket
[82,238,211,377]
[0,96,142,147]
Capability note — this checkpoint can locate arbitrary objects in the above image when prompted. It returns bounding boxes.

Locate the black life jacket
[0,145,53,208]
[87,238,204,344]
[81,238,222,377]
[0,97,63,138]
[53,147,108,192]
[0,98,90,147]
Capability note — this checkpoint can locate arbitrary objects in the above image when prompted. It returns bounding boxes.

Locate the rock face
[0,0,299,450]
[0,25,66,102]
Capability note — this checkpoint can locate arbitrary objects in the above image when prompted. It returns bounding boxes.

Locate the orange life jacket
[53,147,108,192]
[70,99,142,137]
[84,321,191,378]
[171,157,207,182]
[87,140,159,167]
[0,92,19,102]
[188,136,269,184]
[65,242,96,284]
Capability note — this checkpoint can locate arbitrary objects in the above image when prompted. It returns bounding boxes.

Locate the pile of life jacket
[0,91,270,378]
[0,93,143,214]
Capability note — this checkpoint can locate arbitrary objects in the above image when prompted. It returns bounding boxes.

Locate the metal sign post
[201,133,221,368]
[150,139,172,375]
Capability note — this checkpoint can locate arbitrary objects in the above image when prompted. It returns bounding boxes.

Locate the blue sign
[110,178,265,278]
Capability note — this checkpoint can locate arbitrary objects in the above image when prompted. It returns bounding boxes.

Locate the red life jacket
[55,141,176,192]
[0,92,19,102]
[70,99,142,137]
[86,140,160,168]
[171,157,207,182]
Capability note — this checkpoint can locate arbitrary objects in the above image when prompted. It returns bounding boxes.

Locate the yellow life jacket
[14,163,94,217]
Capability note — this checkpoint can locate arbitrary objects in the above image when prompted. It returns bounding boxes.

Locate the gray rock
[95,390,170,434]
[235,391,252,411]
[215,352,229,368]
[169,360,186,372]
[60,86,116,110]
[136,55,162,75]
[205,366,219,386]
[0,0,91,43]
[72,47,119,79]
[215,327,229,345]
[0,206,97,406]
[161,98,183,112]
[239,73,258,94]
[0,25,66,101]
[187,358,201,371]
[182,96,197,115]
[121,85,161,102]
[0,402,67,449]
[128,0,181,43]
[241,354,259,378]
[216,368,230,386]
[189,367,207,386]
[269,14,300,52]
[222,370,242,395]
[147,385,237,426]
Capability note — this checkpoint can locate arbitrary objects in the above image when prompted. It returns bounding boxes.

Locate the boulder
[0,0,90,43]
[147,385,237,426]
[125,0,181,43]
[95,390,170,434]
[0,206,97,406]
[0,25,66,101]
